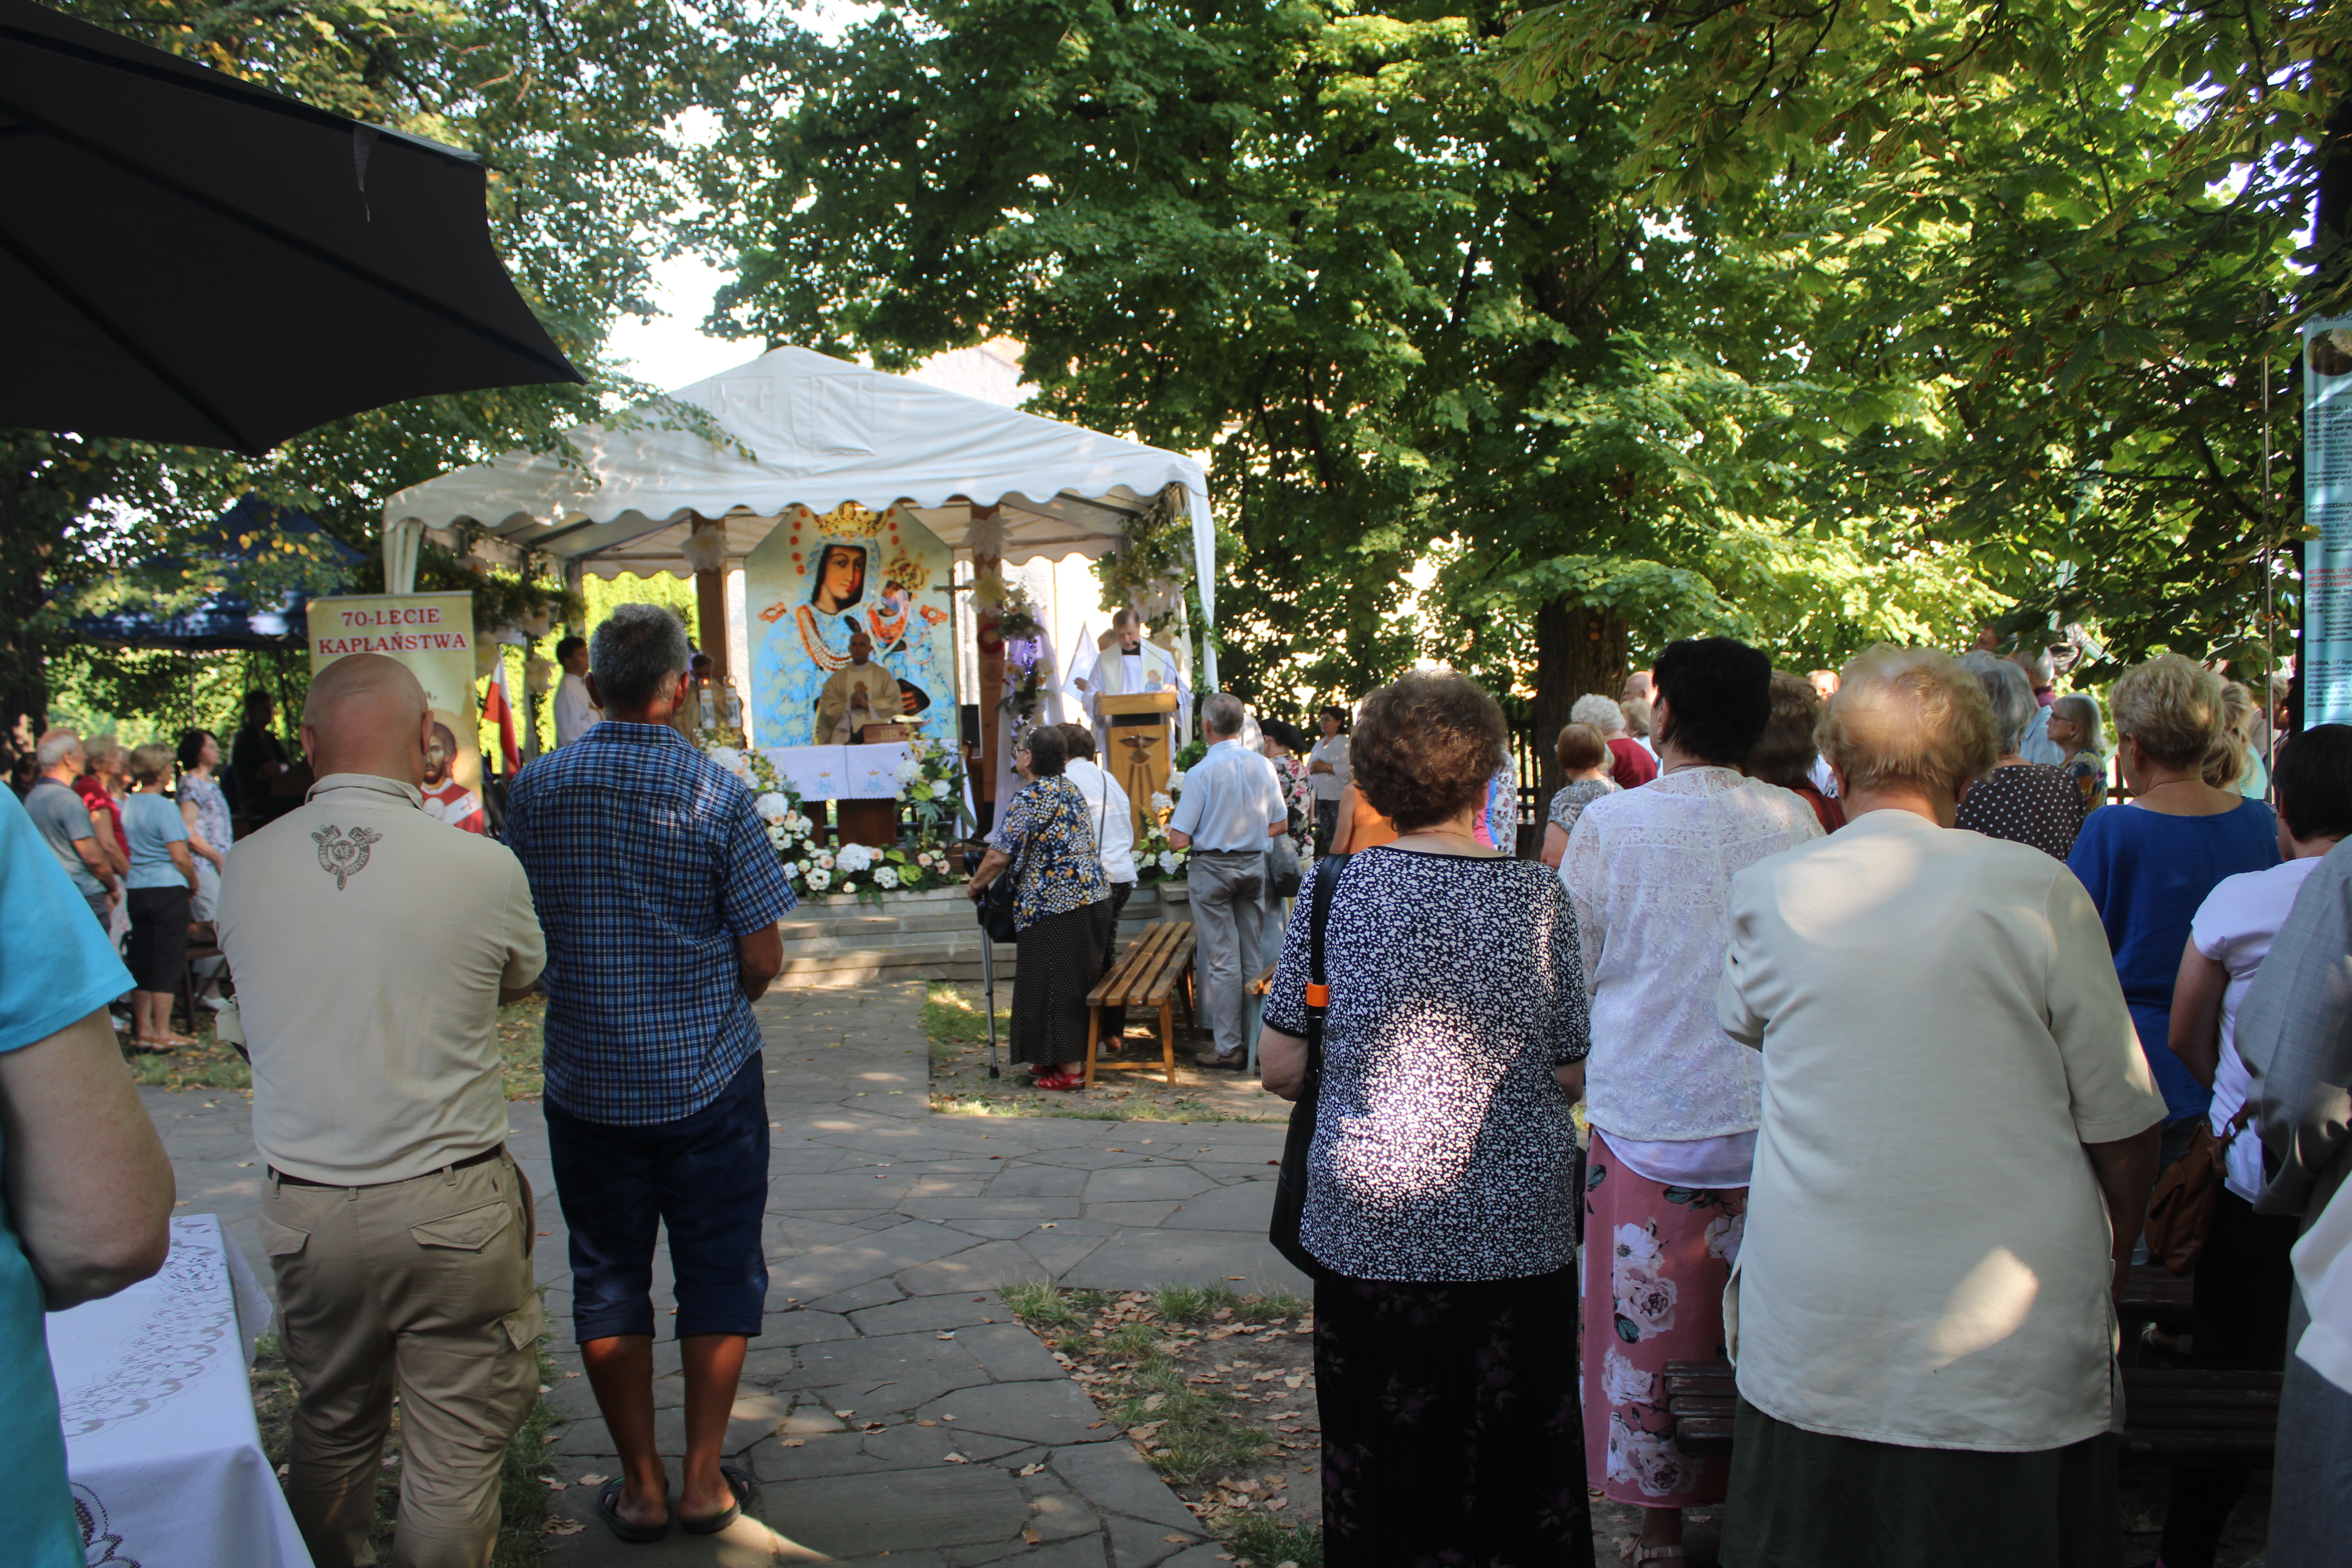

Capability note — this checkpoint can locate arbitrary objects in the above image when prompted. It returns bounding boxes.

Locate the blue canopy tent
[71,496,360,649]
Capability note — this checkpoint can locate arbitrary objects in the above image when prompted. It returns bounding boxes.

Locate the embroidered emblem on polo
[311,824,383,890]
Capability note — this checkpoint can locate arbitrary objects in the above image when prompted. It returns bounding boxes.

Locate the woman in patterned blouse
[1259,670,1595,1568]
[964,725,1113,1091]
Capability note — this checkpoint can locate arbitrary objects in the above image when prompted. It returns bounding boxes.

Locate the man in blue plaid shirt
[504,604,791,1543]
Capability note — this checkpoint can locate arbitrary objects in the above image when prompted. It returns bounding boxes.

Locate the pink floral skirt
[1579,1130,1746,1508]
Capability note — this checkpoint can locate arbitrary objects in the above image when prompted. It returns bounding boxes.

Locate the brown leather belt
[270,1143,505,1189]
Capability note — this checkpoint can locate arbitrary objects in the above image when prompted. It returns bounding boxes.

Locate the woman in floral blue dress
[964,724,1112,1090]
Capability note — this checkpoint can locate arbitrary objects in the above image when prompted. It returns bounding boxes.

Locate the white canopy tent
[381,345,1218,685]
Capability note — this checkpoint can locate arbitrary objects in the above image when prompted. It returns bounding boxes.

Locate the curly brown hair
[1353,671,1508,833]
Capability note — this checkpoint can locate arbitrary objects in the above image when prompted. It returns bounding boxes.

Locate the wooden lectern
[1100,690,1180,842]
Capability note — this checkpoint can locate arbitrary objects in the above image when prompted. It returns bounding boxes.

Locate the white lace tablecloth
[764,743,912,800]
[47,1213,311,1568]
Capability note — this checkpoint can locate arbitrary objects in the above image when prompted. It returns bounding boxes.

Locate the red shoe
[1034,1071,1086,1091]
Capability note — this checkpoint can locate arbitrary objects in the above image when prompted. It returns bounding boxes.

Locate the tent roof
[72,495,359,649]
[382,345,1212,582]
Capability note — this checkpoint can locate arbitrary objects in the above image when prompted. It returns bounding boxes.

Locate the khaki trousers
[258,1153,544,1568]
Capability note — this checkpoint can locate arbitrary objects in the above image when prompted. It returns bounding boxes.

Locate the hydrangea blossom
[753,791,791,824]
[873,865,899,889]
[805,867,831,892]
[836,842,874,874]
[1149,791,1174,815]
[1158,849,1184,874]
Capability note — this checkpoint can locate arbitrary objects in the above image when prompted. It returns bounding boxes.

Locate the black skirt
[1723,1396,2121,1567]
[1010,898,1114,1065]
[1316,1267,1593,1568]
[125,885,190,992]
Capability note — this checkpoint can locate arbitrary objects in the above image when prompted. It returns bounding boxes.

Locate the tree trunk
[0,470,54,769]
[1531,596,1630,797]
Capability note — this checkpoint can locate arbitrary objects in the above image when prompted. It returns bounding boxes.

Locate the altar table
[47,1213,311,1567]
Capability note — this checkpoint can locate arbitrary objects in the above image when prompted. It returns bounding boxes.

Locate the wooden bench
[2116,1263,2195,1334]
[1083,922,1198,1087]
[1663,1359,2280,1467]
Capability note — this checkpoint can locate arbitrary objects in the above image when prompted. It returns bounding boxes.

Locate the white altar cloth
[49,1213,311,1568]
[764,743,911,801]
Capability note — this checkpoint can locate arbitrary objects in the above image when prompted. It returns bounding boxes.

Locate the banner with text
[2308,319,2352,727]
[306,592,486,832]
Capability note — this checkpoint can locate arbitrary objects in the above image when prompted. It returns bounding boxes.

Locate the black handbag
[980,836,1024,944]
[1268,853,1346,1281]
[1267,831,1304,899]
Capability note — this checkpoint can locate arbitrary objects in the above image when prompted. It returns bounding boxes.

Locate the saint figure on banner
[420,718,486,833]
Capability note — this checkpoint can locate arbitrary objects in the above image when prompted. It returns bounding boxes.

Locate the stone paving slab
[141,978,1309,1564]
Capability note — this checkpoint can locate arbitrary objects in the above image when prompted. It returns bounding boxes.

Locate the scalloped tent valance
[381,345,1218,683]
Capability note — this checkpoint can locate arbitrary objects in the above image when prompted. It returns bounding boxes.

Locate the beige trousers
[258,1153,544,1568]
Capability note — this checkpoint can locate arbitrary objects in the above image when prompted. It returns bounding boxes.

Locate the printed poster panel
[306,592,487,833]
[747,502,953,749]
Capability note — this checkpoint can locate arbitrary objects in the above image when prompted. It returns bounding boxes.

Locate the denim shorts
[544,1053,769,1341]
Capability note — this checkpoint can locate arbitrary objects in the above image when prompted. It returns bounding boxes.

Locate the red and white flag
[483,653,523,777]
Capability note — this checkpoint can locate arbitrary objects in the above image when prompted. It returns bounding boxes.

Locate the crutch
[976,900,1002,1080]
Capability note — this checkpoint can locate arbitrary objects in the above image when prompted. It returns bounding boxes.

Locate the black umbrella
[0,0,583,453]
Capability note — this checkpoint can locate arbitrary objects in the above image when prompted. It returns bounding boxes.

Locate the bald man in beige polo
[218,654,547,1568]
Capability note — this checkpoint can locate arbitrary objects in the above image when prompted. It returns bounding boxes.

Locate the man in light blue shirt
[1166,693,1289,1068]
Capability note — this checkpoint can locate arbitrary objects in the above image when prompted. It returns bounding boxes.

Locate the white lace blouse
[1561,766,1821,1143]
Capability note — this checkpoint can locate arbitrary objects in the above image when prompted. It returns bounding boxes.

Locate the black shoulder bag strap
[1268,852,1347,1281]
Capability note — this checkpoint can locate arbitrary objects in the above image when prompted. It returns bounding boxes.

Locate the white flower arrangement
[1157,849,1184,875]
[705,735,964,907]
[1149,791,1174,815]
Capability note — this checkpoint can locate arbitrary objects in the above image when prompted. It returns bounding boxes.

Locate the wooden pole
[971,503,1004,827]
[690,515,730,687]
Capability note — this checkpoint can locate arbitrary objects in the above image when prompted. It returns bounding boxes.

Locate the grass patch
[1228,1515,1325,1568]
[125,1034,252,1090]
[494,996,546,1100]
[252,1306,562,1564]
[923,982,1009,1047]
[931,1089,1263,1123]
[128,996,548,1100]
[1004,1281,1322,1549]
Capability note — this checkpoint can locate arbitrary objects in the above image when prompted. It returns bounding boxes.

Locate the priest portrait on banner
[421,717,487,833]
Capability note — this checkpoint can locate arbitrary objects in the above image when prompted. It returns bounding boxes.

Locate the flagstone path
[147,979,1308,1567]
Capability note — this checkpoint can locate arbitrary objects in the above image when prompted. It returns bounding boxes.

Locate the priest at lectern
[1074,609,1188,755]
[817,628,904,744]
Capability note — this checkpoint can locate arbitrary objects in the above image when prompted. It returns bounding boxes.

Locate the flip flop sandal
[595,1481,670,1544]
[680,1465,755,1535]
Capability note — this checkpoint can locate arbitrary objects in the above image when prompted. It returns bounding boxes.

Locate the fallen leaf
[1022,1530,1043,1545]
[943,1453,970,1463]
[544,1519,585,1536]
[542,1479,568,1491]
[233,1160,254,1168]
[833,1410,855,1419]
[782,1439,806,1448]
[1019,1462,1045,1477]
[1164,1535,1190,1544]
[1266,1497,1289,1511]
[578,1474,610,1486]
[916,1420,937,1428]
[937,1332,956,1340]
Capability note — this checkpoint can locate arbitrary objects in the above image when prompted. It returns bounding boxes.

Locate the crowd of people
[1248,639,2341,1568]
[1,603,2344,1568]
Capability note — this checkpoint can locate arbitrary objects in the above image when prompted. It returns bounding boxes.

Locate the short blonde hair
[127,742,175,788]
[1621,697,1652,738]
[2109,654,2225,771]
[1816,645,2000,800]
